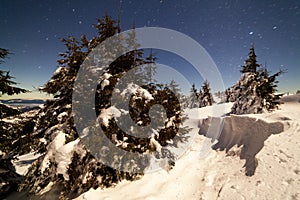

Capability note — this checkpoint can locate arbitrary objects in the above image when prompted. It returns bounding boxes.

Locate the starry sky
[0,0,299,99]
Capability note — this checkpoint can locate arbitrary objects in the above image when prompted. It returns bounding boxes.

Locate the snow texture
[75,94,300,200]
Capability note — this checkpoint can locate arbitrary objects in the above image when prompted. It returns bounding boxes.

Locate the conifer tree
[21,15,143,198]
[0,48,28,197]
[143,49,157,93]
[199,80,214,107]
[231,44,283,114]
[167,80,181,96]
[0,48,28,118]
[21,15,187,198]
[240,43,260,73]
[188,83,199,108]
[256,67,283,111]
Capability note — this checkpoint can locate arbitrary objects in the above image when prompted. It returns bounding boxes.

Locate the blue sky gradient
[0,0,299,99]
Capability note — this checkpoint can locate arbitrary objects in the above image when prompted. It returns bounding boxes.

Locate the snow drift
[74,96,299,200]
[198,114,288,176]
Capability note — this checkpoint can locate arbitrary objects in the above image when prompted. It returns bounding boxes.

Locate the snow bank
[75,99,300,199]
[281,93,300,103]
[199,114,288,176]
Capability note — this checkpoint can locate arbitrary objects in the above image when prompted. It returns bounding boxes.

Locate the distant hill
[0,99,46,113]
[0,99,46,105]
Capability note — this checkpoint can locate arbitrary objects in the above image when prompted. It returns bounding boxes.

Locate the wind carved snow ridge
[198,114,289,176]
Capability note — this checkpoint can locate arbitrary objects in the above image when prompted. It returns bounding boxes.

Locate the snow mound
[199,114,289,176]
[75,100,300,200]
[281,93,300,103]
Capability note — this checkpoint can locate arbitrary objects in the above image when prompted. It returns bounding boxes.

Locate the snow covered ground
[74,94,300,200]
[11,94,300,200]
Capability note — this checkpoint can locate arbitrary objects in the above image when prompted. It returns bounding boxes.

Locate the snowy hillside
[9,94,300,199]
[72,94,300,200]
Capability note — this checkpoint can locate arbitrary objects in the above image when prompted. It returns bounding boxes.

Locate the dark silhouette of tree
[199,80,214,107]
[144,49,157,85]
[0,48,28,97]
[188,83,199,108]
[0,48,29,197]
[240,43,260,73]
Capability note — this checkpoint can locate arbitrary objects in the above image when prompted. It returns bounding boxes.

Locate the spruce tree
[144,49,157,85]
[167,80,181,97]
[256,67,283,111]
[21,15,187,198]
[240,43,260,73]
[188,83,199,108]
[0,48,29,197]
[199,80,214,107]
[0,48,28,118]
[21,15,142,198]
[231,44,283,114]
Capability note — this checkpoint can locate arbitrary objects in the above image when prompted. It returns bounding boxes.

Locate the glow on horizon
[1,91,53,100]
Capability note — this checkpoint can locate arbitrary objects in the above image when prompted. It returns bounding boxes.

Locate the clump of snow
[12,152,42,175]
[38,181,54,195]
[103,72,112,79]
[136,87,154,101]
[53,66,65,76]
[41,128,66,173]
[40,125,86,180]
[120,83,154,102]
[57,111,68,122]
[150,137,162,153]
[55,139,84,180]
[120,83,139,96]
[98,106,121,126]
[101,79,110,90]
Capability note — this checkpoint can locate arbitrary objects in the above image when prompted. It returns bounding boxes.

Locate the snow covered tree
[21,15,187,199]
[144,49,157,86]
[187,81,214,108]
[0,70,28,97]
[231,45,283,114]
[256,67,283,111]
[0,48,30,197]
[188,83,199,108]
[0,48,28,97]
[198,80,214,107]
[20,15,142,198]
[167,80,181,97]
[230,72,263,114]
[0,151,23,198]
[240,43,260,73]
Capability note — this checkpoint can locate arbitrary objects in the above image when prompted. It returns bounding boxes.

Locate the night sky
[1,0,299,99]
